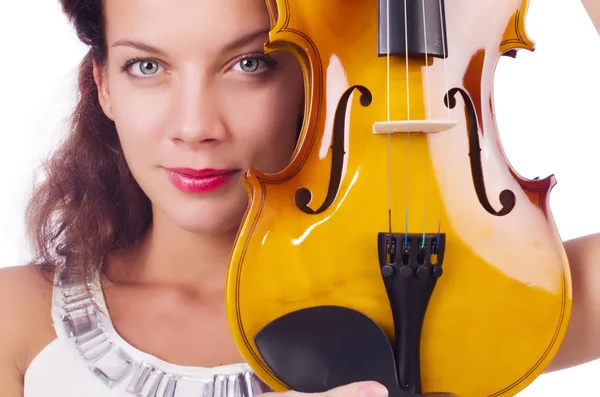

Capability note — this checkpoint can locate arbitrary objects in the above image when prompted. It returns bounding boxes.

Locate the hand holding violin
[264,382,389,397]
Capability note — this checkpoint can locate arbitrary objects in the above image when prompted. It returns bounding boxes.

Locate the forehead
[103,0,271,53]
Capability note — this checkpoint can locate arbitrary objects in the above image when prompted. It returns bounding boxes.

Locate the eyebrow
[222,28,270,52]
[111,39,167,56]
[110,28,271,56]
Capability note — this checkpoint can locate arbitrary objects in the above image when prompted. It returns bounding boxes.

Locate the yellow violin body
[226,1,572,396]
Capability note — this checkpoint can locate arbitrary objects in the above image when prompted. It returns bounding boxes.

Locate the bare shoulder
[546,233,600,371]
[0,264,55,376]
[581,0,600,33]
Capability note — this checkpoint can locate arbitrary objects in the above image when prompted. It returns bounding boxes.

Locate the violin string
[440,0,450,122]
[420,0,432,249]
[436,0,450,243]
[421,5,432,120]
[387,0,392,234]
[403,0,411,250]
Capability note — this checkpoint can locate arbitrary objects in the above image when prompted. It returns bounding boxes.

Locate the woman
[0,0,386,396]
[0,0,598,396]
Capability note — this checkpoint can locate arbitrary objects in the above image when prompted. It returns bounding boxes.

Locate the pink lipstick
[166,168,238,194]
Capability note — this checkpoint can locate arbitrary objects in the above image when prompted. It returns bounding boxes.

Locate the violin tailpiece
[377,232,446,395]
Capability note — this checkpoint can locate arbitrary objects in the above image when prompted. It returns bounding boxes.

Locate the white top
[23,267,271,397]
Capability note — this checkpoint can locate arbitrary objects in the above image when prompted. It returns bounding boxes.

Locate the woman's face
[95,0,304,235]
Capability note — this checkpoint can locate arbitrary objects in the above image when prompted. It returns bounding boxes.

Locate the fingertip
[357,381,388,397]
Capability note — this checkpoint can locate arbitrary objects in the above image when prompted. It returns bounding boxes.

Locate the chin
[179,216,242,236]
[166,197,249,236]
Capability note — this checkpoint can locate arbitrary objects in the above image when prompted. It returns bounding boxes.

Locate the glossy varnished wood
[226,1,572,396]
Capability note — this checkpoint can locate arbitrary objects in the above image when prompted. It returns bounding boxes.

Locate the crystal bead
[155,374,176,397]
[126,362,153,393]
[213,374,227,397]
[82,338,112,362]
[248,373,269,397]
[173,377,213,397]
[227,373,245,397]
[139,369,164,397]
[61,306,99,338]
[91,347,133,387]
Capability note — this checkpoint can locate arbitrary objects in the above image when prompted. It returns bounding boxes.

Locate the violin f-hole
[295,85,373,214]
[444,87,516,216]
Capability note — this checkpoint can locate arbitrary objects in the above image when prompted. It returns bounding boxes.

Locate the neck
[109,212,239,295]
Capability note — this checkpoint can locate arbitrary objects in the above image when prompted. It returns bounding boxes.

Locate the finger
[325,381,389,397]
[261,381,389,397]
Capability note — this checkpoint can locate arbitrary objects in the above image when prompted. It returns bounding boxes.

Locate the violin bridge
[372,120,458,134]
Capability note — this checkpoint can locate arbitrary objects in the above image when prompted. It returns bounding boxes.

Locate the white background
[0,0,599,395]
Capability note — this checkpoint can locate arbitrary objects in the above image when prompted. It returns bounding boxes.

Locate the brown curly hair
[27,0,152,282]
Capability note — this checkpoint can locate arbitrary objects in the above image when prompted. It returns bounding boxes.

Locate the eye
[122,59,165,78]
[137,60,160,75]
[239,58,260,72]
[232,56,276,74]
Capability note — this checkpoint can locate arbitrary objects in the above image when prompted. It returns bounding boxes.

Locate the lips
[169,168,236,177]
[165,168,239,194]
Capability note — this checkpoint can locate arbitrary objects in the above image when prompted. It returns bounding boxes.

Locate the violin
[226,1,572,396]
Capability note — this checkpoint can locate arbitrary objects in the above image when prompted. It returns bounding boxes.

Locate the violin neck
[377,0,449,58]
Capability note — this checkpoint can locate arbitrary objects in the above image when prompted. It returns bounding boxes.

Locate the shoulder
[546,233,600,371]
[581,0,600,32]
[0,264,55,375]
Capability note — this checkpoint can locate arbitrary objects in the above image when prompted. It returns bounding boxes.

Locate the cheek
[240,84,303,173]
[244,103,299,173]
[107,81,168,168]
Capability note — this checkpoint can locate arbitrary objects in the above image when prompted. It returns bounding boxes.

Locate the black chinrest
[254,305,405,397]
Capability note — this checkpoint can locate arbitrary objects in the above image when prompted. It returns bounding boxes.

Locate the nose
[167,70,227,145]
